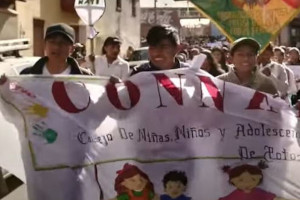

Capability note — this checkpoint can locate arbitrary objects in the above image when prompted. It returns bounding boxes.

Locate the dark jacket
[20,57,93,75]
[130,58,190,76]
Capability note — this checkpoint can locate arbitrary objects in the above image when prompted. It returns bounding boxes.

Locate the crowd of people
[69,24,300,105]
[178,38,300,104]
[7,22,300,106]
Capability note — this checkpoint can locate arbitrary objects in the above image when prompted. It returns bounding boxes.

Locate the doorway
[33,19,44,57]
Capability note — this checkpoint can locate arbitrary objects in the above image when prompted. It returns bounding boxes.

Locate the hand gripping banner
[0,69,299,200]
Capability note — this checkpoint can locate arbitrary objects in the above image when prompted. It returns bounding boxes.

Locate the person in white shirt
[94,37,129,80]
[258,43,289,97]
[273,47,297,96]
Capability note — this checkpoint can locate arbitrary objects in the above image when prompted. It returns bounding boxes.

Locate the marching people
[217,37,278,95]
[200,49,225,77]
[258,43,289,97]
[131,24,189,76]
[273,47,297,98]
[20,23,92,75]
[94,36,130,80]
[124,46,134,61]
[286,47,300,65]
[71,43,87,65]
[0,22,93,198]
[211,47,230,72]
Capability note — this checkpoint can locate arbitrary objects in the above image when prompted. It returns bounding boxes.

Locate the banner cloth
[190,0,300,49]
[0,69,299,200]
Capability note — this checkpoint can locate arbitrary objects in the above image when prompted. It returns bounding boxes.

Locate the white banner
[0,69,299,200]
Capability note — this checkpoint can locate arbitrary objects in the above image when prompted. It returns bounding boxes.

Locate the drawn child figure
[160,171,191,200]
[220,161,288,200]
[113,163,157,200]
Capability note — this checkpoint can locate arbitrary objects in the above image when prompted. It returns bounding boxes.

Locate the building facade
[278,15,300,47]
[93,0,141,56]
[0,0,141,57]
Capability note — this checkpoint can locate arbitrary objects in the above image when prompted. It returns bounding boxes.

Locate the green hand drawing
[43,129,58,144]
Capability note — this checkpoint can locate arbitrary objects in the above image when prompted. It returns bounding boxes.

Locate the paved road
[0,56,38,200]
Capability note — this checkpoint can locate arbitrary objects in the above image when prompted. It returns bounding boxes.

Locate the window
[116,0,121,12]
[131,0,136,17]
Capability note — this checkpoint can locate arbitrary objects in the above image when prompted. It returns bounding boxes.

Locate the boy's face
[165,181,186,199]
[45,34,73,62]
[231,45,257,72]
[104,43,121,60]
[148,39,179,70]
[274,51,284,64]
[288,50,300,63]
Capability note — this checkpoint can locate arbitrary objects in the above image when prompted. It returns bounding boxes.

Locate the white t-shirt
[94,55,129,80]
[42,64,71,75]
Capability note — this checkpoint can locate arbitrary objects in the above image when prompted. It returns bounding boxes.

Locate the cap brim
[231,38,260,54]
[110,40,121,44]
[45,30,74,43]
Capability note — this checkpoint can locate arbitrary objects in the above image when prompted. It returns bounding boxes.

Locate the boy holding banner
[131,25,189,76]
[217,37,277,95]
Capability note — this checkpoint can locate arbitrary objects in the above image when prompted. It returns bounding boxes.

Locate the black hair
[211,47,229,72]
[202,49,225,76]
[146,25,180,47]
[162,171,188,188]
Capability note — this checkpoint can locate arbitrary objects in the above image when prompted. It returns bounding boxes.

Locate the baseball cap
[45,23,75,44]
[289,47,300,55]
[230,37,261,55]
[103,36,122,46]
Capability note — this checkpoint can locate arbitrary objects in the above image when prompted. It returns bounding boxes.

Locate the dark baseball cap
[45,23,75,44]
[230,37,261,55]
[103,36,122,46]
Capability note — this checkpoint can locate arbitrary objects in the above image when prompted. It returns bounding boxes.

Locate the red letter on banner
[246,91,277,113]
[52,82,90,113]
[106,81,140,110]
[152,73,184,108]
[197,76,224,112]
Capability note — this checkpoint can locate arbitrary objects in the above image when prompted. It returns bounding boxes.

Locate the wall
[119,0,141,54]
[4,0,140,57]
[0,12,18,40]
[140,8,181,40]
[15,0,80,56]
[92,0,141,56]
